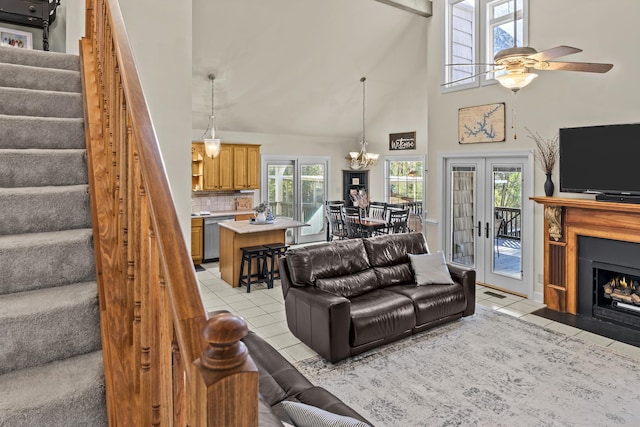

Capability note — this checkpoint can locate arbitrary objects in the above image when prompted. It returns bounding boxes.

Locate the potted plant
[527,128,559,197]
[253,202,269,222]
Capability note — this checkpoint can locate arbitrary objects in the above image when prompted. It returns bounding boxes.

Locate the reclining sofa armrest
[448,264,476,317]
[284,286,352,363]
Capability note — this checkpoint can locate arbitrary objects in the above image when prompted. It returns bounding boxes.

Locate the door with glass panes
[443,155,533,297]
[262,157,328,244]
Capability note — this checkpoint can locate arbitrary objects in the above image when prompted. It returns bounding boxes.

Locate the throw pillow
[408,252,455,285]
[280,401,370,427]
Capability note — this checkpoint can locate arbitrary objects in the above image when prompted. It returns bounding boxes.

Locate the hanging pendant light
[346,77,379,170]
[202,74,221,158]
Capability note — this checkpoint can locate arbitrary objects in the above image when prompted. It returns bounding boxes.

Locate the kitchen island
[219,218,308,287]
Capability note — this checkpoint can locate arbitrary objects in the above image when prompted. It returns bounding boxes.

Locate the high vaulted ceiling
[192,0,430,139]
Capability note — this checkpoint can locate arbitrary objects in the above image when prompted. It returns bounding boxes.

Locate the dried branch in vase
[350,190,369,209]
[526,127,558,175]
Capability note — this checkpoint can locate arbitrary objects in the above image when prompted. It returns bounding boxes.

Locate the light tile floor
[197,262,640,363]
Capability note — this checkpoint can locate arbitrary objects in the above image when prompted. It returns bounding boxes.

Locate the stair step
[0,149,87,187]
[0,281,101,375]
[0,114,85,149]
[0,87,83,118]
[0,45,80,71]
[0,185,91,235]
[0,62,82,93]
[0,351,107,426]
[0,228,95,295]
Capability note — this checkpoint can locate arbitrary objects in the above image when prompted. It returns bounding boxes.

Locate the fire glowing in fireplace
[603,276,640,306]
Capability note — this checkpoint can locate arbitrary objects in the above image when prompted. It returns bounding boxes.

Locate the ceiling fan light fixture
[496,71,538,93]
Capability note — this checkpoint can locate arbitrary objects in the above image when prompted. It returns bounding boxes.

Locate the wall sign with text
[389,132,416,150]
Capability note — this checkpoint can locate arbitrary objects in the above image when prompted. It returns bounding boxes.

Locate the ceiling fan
[445,6,613,92]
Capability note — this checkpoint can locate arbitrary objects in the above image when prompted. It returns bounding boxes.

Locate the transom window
[443,0,528,91]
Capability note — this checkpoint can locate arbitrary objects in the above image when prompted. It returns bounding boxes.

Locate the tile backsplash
[191,192,256,213]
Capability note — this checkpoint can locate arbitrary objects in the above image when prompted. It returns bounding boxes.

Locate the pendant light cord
[209,74,215,118]
[361,76,366,145]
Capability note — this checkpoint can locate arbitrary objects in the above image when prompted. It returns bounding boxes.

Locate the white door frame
[439,150,534,299]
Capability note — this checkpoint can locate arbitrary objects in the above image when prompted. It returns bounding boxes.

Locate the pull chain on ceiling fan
[444,1,613,93]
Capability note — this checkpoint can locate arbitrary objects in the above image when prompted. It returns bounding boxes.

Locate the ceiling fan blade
[528,45,582,61]
[441,68,499,87]
[444,63,498,67]
[541,61,613,73]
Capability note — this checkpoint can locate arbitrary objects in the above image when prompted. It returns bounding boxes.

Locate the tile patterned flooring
[197,262,640,364]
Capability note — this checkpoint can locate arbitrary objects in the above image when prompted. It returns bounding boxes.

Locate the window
[443,0,528,91]
[384,157,425,207]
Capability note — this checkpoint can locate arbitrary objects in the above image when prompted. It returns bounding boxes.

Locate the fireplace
[577,236,640,330]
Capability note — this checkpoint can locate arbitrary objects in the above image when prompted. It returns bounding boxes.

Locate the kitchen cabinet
[196,143,260,191]
[233,145,261,190]
[235,213,254,221]
[203,144,233,191]
[191,217,203,264]
[191,143,204,191]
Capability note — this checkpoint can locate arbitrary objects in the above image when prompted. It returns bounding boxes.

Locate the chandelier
[346,77,379,170]
[202,74,221,158]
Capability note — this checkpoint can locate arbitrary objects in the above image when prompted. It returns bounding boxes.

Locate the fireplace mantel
[532,197,640,313]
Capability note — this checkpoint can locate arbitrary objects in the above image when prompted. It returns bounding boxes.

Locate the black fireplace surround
[577,236,640,331]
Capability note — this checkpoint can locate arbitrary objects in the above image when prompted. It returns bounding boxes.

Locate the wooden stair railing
[80,0,258,425]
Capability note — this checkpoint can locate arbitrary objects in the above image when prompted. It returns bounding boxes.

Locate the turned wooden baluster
[195,312,259,427]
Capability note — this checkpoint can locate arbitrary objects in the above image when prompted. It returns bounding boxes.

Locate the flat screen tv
[559,123,640,196]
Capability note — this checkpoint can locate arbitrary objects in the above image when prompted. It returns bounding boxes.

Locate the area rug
[294,308,640,427]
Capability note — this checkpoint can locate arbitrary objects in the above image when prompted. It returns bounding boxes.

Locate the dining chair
[367,202,387,221]
[387,209,410,234]
[341,206,365,238]
[326,204,348,240]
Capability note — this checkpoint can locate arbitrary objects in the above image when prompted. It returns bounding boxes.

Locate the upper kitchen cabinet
[203,144,233,191]
[191,143,204,191]
[233,145,260,190]
[194,143,260,191]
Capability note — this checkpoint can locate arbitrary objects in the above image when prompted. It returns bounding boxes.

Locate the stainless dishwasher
[203,216,235,262]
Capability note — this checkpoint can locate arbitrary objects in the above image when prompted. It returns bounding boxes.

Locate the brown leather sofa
[242,331,371,426]
[280,232,476,363]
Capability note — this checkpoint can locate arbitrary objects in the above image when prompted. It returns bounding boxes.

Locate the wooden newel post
[194,312,259,427]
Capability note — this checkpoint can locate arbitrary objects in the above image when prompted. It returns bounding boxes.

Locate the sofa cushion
[371,263,415,288]
[408,252,455,285]
[387,283,467,325]
[285,239,370,287]
[349,289,415,347]
[281,401,371,427]
[363,232,428,267]
[315,268,379,299]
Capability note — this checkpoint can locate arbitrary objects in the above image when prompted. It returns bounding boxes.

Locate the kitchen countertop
[190,210,254,219]
[219,217,308,234]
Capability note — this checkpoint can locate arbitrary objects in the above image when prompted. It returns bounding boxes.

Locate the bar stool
[238,245,269,293]
[264,242,289,288]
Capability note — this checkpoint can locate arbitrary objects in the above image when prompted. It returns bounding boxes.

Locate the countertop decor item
[527,127,558,196]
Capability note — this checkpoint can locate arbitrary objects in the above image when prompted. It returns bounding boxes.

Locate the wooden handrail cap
[202,312,249,345]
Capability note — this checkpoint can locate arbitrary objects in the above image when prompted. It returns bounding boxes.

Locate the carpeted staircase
[0,46,107,426]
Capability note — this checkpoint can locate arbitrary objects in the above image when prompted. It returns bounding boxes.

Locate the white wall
[118,0,193,244]
[426,0,640,296]
[65,0,85,54]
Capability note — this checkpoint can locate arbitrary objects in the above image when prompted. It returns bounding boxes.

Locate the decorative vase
[256,211,267,222]
[544,173,555,197]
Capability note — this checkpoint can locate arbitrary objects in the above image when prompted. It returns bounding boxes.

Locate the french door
[262,156,329,244]
[442,154,533,297]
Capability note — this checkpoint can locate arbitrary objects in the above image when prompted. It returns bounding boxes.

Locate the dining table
[357,217,387,237]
